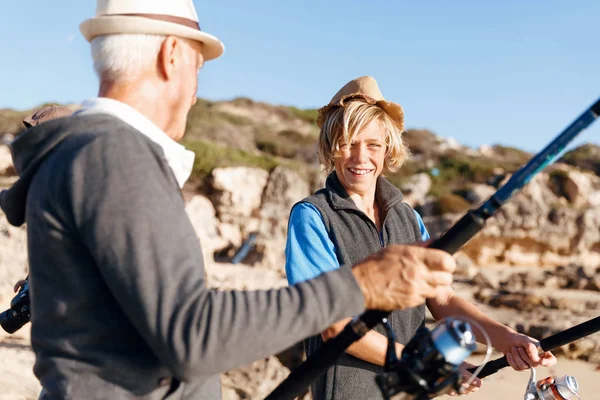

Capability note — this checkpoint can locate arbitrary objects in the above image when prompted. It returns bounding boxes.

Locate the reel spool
[525,368,580,400]
[376,317,478,400]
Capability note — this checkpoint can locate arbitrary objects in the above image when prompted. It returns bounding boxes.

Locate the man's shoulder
[61,114,161,156]
[69,114,149,140]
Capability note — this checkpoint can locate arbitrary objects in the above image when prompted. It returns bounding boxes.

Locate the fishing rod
[266,97,600,400]
[469,315,600,378]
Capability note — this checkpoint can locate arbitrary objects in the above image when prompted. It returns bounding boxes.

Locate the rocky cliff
[1,99,600,399]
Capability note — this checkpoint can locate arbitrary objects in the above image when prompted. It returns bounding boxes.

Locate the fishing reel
[376,317,478,400]
[524,367,580,400]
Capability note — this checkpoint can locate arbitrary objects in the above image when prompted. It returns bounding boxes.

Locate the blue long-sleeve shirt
[285,203,430,285]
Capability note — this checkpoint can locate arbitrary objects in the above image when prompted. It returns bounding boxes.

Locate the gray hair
[91,34,166,82]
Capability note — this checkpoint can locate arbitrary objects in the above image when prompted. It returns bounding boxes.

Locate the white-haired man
[0,1,456,399]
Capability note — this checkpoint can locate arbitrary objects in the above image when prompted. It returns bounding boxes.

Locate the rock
[0,145,13,176]
[574,208,600,253]
[400,173,431,207]
[436,136,462,152]
[561,338,597,360]
[561,169,598,207]
[423,171,600,269]
[185,195,229,260]
[454,252,478,278]
[462,184,496,205]
[472,270,500,290]
[587,274,600,291]
[478,144,494,157]
[205,262,287,291]
[203,261,304,400]
[0,212,28,304]
[477,290,546,312]
[502,244,541,266]
[254,167,310,272]
[553,265,589,290]
[548,297,588,314]
[221,356,310,400]
[211,167,270,221]
[1,134,15,145]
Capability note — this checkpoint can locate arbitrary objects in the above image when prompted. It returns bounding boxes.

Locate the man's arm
[69,133,367,381]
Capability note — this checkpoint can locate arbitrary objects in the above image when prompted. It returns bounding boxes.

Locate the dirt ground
[2,326,597,400]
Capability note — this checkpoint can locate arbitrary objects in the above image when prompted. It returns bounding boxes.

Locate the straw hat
[80,0,224,61]
[22,105,74,128]
[317,76,404,130]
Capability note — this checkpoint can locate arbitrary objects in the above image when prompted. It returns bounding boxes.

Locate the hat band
[115,13,201,31]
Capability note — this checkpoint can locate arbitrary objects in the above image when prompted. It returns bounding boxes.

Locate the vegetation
[560,143,600,175]
[432,193,472,214]
[4,98,600,215]
[184,140,279,182]
[285,106,318,125]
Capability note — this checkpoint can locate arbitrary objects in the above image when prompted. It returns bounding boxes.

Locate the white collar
[75,98,195,188]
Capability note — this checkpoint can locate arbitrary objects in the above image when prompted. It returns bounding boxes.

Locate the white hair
[91,34,166,82]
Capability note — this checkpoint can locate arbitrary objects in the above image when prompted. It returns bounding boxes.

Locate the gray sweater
[0,114,365,399]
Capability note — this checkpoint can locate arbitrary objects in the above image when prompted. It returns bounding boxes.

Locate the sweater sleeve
[68,133,365,381]
[285,203,340,285]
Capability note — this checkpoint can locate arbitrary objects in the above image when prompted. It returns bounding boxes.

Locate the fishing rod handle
[468,356,509,379]
[428,210,486,255]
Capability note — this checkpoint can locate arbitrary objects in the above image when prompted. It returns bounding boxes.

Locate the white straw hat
[80,0,224,61]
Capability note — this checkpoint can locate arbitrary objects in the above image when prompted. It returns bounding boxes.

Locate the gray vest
[300,173,425,400]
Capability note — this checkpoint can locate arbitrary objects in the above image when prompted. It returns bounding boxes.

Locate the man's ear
[157,36,180,80]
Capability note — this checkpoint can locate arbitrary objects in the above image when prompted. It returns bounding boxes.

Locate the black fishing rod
[266,97,600,400]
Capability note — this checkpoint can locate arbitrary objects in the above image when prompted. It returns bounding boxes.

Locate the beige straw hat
[317,76,404,130]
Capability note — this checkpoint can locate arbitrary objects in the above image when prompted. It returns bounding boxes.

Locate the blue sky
[1,1,600,152]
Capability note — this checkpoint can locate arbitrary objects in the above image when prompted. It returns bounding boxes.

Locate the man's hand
[351,245,455,311]
[13,279,27,292]
[447,362,483,396]
[499,332,557,371]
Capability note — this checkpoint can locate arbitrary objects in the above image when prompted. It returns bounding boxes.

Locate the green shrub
[185,99,253,140]
[255,129,317,161]
[491,145,531,165]
[428,154,497,190]
[433,193,472,215]
[285,106,318,125]
[184,140,279,181]
[560,144,600,175]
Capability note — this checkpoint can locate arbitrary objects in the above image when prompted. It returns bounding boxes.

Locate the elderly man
[0,1,456,399]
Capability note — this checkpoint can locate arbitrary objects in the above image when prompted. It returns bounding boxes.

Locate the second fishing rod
[265,97,600,400]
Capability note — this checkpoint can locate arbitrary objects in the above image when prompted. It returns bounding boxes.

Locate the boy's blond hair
[318,99,409,173]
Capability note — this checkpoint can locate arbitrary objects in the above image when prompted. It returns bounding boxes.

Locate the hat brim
[80,16,224,61]
[316,93,404,130]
